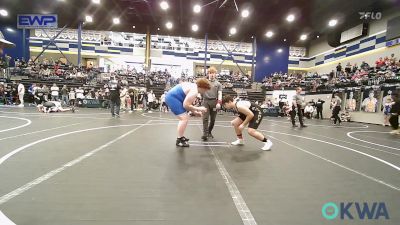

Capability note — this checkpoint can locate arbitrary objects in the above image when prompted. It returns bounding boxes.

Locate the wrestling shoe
[176,137,190,147]
[181,136,190,142]
[201,135,208,141]
[231,139,244,146]
[261,140,273,151]
[208,133,214,139]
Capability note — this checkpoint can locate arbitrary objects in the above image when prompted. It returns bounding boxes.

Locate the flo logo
[322,202,389,220]
[359,12,382,20]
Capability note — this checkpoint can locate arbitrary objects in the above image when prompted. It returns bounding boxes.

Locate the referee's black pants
[202,99,218,135]
[290,104,304,126]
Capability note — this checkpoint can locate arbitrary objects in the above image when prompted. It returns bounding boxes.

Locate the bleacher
[247,91,265,103]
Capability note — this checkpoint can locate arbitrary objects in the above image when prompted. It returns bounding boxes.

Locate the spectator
[329,70,335,80]
[69,88,76,106]
[345,62,352,73]
[109,76,121,117]
[34,85,45,105]
[61,85,68,105]
[140,91,147,111]
[28,83,38,105]
[336,63,342,77]
[50,83,59,101]
[315,98,325,119]
[76,87,84,106]
[389,54,397,66]
[147,90,155,112]
[389,93,400,134]
[120,86,128,111]
[42,84,49,101]
[304,103,315,119]
[330,93,342,125]
[17,82,25,107]
[375,57,385,69]
[352,63,358,73]
[128,88,136,113]
[383,95,393,126]
[160,91,168,112]
[361,61,370,70]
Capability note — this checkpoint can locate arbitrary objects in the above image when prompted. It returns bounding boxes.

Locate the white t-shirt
[305,105,314,113]
[18,84,25,95]
[147,93,155,102]
[76,89,84,99]
[69,91,76,100]
[120,88,127,98]
[51,86,59,96]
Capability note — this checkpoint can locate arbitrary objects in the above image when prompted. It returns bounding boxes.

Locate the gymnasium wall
[0,26,30,65]
[307,44,400,74]
[28,29,254,76]
[288,9,400,74]
[150,49,254,77]
[255,40,290,81]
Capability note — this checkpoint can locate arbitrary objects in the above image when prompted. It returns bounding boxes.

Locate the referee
[291,87,307,128]
[202,67,222,141]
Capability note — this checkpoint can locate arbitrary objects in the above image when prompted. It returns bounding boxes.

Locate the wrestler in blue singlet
[165,84,187,115]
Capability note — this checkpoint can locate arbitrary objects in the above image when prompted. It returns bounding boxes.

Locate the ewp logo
[17,14,58,29]
[322,202,389,220]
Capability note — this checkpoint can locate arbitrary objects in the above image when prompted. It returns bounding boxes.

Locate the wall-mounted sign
[17,14,58,29]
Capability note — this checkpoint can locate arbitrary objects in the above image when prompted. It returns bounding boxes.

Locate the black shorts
[238,109,263,129]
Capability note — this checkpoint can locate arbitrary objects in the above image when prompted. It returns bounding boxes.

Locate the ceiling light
[6,28,14,33]
[229,27,237,35]
[286,14,295,22]
[193,4,201,13]
[265,31,274,38]
[157,27,160,31]
[277,48,283,53]
[251,36,254,39]
[241,9,249,18]
[92,0,100,4]
[0,9,8,17]
[160,1,169,10]
[317,35,320,38]
[300,34,307,40]
[113,17,120,24]
[192,24,199,32]
[166,21,173,29]
[328,19,338,27]
[132,25,136,29]
[283,38,287,42]
[85,15,93,23]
